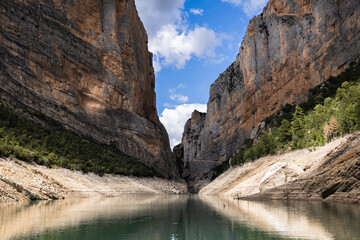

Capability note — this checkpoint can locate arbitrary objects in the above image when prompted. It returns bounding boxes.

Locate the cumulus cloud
[170,94,189,103]
[160,104,207,149]
[190,8,204,16]
[168,88,188,103]
[150,25,221,69]
[136,0,222,71]
[135,0,184,38]
[221,0,268,16]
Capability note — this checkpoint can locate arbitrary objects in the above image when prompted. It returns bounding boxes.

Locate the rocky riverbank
[0,158,188,202]
[200,132,360,204]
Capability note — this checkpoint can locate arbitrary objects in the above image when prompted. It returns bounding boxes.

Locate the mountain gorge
[0,0,360,198]
[177,0,360,189]
[0,0,178,178]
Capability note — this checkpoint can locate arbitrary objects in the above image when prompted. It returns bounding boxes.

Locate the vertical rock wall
[0,0,178,178]
[181,0,360,184]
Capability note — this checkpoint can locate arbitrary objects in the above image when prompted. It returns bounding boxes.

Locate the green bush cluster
[229,63,360,167]
[230,132,278,165]
[265,61,360,128]
[0,101,160,177]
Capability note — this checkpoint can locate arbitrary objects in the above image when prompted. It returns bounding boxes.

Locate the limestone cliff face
[0,0,178,178]
[180,111,206,181]
[181,0,360,182]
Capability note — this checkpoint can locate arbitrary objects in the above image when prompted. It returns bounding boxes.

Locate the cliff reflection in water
[0,195,360,240]
[200,195,360,240]
[0,195,188,240]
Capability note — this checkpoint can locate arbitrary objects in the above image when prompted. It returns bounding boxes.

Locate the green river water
[1,195,359,240]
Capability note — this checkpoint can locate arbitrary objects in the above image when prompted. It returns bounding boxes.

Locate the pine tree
[291,106,305,149]
[355,102,360,130]
[278,119,292,143]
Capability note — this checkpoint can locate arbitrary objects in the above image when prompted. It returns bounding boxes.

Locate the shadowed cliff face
[180,0,360,184]
[0,0,178,178]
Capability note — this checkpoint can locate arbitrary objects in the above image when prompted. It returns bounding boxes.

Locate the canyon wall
[180,0,360,184]
[0,0,178,178]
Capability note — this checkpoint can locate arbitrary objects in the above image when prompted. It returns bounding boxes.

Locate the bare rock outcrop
[181,0,360,184]
[0,0,178,178]
[258,162,303,192]
[200,132,360,204]
[0,157,188,202]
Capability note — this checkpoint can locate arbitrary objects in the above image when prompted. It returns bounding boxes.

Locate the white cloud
[150,25,221,69]
[190,8,204,16]
[135,0,184,38]
[152,60,162,72]
[136,0,223,71]
[163,103,176,108]
[170,94,189,103]
[221,0,268,16]
[160,104,207,149]
[177,83,186,89]
[168,88,189,103]
[221,0,242,6]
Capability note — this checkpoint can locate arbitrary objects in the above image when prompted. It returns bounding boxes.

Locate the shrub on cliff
[0,101,160,177]
[229,63,360,167]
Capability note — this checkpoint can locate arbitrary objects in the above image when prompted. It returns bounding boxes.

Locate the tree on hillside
[291,106,305,149]
[335,82,360,134]
[278,119,292,143]
[324,116,339,141]
[355,101,360,130]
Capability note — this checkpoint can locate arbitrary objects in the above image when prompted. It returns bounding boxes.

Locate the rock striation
[179,111,207,181]
[200,132,360,204]
[180,0,360,184]
[0,0,178,178]
[0,157,188,202]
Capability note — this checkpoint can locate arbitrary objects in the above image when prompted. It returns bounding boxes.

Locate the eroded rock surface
[181,0,360,183]
[200,132,360,204]
[0,0,177,178]
[0,157,188,202]
[258,162,303,192]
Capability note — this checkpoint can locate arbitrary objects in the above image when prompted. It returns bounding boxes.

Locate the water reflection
[200,195,360,240]
[0,195,359,240]
[0,195,187,240]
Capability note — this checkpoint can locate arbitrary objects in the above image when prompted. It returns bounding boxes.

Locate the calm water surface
[0,195,359,240]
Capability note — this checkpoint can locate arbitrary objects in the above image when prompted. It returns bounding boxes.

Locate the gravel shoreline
[0,158,188,202]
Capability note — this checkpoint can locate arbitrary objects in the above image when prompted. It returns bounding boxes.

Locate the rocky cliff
[179,0,360,184]
[0,0,178,178]
[177,110,207,182]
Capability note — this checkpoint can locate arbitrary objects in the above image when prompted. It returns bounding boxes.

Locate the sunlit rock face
[181,0,360,183]
[199,133,360,203]
[0,0,177,178]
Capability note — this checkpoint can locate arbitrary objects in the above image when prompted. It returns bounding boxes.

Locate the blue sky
[135,0,268,148]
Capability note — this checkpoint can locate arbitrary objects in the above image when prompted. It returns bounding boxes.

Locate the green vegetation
[0,101,160,177]
[229,61,360,167]
[211,160,231,180]
[265,61,360,128]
